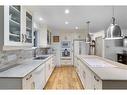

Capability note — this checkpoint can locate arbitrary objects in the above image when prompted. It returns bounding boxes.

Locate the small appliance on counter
[89,40,95,55]
[117,50,127,65]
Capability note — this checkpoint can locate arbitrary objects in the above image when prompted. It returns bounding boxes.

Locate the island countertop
[77,55,127,80]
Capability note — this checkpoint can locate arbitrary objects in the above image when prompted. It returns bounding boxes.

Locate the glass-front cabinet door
[9,6,21,42]
[25,12,32,43]
[4,6,33,48]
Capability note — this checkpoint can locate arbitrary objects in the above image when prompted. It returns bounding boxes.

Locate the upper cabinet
[38,24,52,47]
[9,6,21,42]
[0,6,33,50]
[25,11,32,43]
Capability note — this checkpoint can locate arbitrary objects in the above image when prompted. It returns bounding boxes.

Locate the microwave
[61,41,71,48]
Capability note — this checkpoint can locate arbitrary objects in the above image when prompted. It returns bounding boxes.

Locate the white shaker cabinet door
[22,72,35,89]
[45,60,50,82]
[93,74,102,90]
[33,64,46,89]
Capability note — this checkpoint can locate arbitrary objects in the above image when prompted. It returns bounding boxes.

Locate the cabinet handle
[94,76,99,82]
[26,74,32,80]
[22,34,24,43]
[49,64,50,70]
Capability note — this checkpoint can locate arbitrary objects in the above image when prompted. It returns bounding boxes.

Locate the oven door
[61,50,70,57]
[62,51,70,57]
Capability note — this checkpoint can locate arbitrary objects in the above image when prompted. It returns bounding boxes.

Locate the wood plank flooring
[44,66,84,89]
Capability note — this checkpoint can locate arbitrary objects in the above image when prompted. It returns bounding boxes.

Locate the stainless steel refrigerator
[73,39,90,56]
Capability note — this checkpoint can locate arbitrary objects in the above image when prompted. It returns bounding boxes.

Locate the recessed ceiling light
[39,17,43,21]
[65,9,70,14]
[65,21,69,24]
[75,26,79,30]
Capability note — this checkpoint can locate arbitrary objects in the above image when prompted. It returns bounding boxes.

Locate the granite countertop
[0,55,53,78]
[77,55,127,80]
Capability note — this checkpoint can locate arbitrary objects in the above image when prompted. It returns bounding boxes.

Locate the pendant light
[86,21,91,43]
[105,6,122,39]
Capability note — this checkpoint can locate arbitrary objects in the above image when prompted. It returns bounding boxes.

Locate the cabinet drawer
[61,59,72,65]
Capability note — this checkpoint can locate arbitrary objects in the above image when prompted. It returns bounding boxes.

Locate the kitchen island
[75,55,127,89]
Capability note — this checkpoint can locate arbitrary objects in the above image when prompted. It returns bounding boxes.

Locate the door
[95,36,103,57]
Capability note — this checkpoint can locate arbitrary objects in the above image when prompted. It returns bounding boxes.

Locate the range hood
[105,17,123,40]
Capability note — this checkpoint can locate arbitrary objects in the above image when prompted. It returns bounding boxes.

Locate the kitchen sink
[0,64,20,72]
[34,56,48,60]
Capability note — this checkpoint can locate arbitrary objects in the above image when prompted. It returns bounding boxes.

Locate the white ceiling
[27,6,127,33]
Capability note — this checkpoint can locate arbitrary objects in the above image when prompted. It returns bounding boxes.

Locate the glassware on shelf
[9,6,21,42]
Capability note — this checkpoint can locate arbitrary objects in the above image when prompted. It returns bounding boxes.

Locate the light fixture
[105,6,122,40]
[39,17,43,21]
[65,21,69,25]
[75,26,79,30]
[65,9,70,14]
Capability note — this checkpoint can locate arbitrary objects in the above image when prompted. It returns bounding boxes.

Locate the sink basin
[34,56,48,60]
[0,64,20,72]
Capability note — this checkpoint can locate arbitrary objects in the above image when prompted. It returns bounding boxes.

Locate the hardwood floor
[44,66,84,89]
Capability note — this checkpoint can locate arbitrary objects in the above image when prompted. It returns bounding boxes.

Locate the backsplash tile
[0,49,33,67]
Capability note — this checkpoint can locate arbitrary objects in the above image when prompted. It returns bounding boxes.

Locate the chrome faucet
[33,47,38,58]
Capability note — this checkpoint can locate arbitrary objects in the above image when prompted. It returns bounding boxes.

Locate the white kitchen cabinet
[33,63,46,89]
[45,57,54,83]
[23,56,55,89]
[22,7,33,46]
[4,6,22,47]
[92,74,102,89]
[39,24,51,47]
[75,57,102,89]
[0,6,33,50]
[22,72,35,89]
[76,58,83,85]
[45,60,50,82]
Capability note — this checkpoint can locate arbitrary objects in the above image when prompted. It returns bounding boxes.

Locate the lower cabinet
[22,72,35,89]
[32,63,46,89]
[0,56,55,89]
[75,57,102,89]
[45,57,54,83]
[92,74,102,89]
